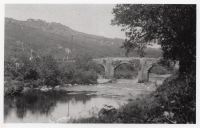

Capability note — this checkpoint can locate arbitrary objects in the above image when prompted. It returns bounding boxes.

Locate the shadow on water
[4,90,95,121]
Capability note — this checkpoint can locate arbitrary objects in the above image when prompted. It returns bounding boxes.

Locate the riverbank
[63,79,155,101]
[4,73,170,98]
[4,73,171,123]
[70,73,195,123]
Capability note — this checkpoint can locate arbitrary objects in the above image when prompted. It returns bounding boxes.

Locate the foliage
[110,5,196,123]
[58,62,75,84]
[71,69,98,85]
[154,73,196,123]
[4,80,24,96]
[74,53,93,70]
[72,53,98,84]
[121,30,147,57]
[4,52,99,95]
[38,55,61,87]
[112,4,196,75]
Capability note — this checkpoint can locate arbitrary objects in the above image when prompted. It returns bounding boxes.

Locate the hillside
[5,18,162,60]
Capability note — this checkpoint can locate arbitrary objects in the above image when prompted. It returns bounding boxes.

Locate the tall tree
[112,4,196,75]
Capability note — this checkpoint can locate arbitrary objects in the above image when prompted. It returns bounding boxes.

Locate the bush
[33,55,61,87]
[58,62,75,84]
[5,52,99,89]
[4,80,24,96]
[57,54,99,85]
[24,68,39,80]
[71,69,98,85]
[154,73,195,123]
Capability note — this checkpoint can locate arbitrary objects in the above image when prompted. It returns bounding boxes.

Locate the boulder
[98,105,117,122]
[40,86,49,92]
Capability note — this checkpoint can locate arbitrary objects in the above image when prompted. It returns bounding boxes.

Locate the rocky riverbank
[4,78,113,96]
[4,74,170,97]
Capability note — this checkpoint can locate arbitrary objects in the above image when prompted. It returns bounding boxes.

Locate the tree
[111,5,196,123]
[121,30,147,57]
[112,4,196,75]
[74,53,93,70]
[39,55,61,87]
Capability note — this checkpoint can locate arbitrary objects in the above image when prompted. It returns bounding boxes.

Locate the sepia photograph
[3,3,196,124]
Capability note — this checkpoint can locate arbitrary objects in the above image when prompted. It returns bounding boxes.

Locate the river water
[4,74,170,123]
[4,90,127,123]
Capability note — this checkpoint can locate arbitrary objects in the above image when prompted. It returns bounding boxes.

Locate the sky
[5,4,126,39]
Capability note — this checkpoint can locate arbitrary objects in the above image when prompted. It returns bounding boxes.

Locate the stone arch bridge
[93,57,160,83]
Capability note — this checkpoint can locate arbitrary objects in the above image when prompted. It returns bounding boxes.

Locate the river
[4,74,171,123]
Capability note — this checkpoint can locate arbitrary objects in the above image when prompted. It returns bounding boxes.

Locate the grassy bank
[71,72,195,123]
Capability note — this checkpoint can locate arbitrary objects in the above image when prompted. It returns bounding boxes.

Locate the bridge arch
[93,57,159,82]
[138,59,159,83]
[114,62,138,79]
[147,63,158,73]
[113,61,132,71]
[147,61,172,77]
[145,63,158,81]
[95,63,106,78]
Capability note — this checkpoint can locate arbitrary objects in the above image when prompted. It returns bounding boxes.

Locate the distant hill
[5,18,162,61]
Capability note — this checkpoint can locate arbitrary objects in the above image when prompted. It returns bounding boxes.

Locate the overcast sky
[5,4,126,39]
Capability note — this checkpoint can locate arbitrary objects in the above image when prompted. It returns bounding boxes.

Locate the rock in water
[97,79,112,84]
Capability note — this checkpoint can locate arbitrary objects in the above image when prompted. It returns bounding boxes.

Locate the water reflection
[4,90,95,122]
[4,90,126,123]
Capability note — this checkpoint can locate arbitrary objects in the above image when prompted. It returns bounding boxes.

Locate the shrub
[72,69,98,85]
[38,55,62,87]
[24,68,39,80]
[5,52,99,89]
[4,80,24,96]
[58,62,75,84]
